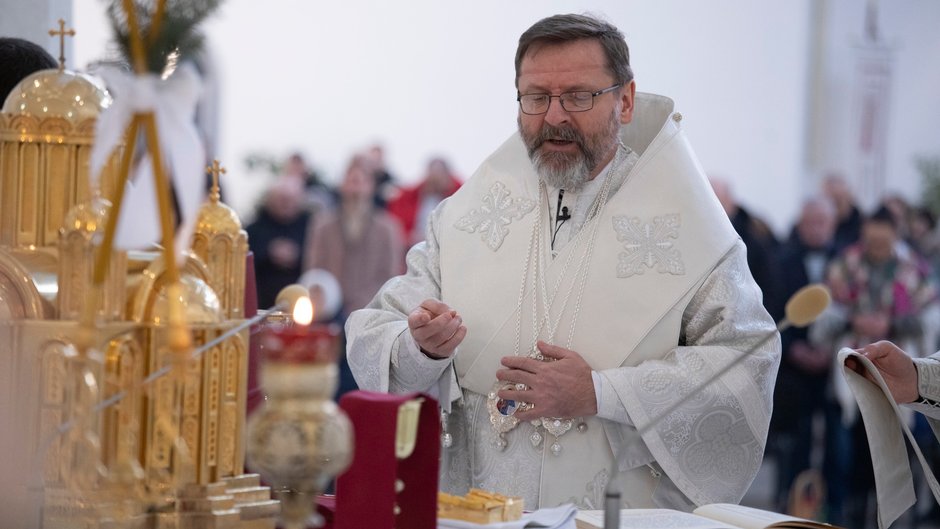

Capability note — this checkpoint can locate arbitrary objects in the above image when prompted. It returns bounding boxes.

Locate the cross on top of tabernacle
[206,159,227,202]
[48,19,76,70]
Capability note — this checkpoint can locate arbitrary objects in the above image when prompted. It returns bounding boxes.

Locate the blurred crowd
[245,147,461,397]
[710,174,940,528]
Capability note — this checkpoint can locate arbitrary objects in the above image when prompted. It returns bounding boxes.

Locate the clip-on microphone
[551,190,571,251]
[602,284,832,529]
[556,189,571,222]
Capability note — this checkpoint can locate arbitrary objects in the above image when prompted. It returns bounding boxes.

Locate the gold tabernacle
[0,14,274,528]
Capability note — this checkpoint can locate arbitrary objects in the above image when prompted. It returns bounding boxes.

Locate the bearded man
[345,13,780,511]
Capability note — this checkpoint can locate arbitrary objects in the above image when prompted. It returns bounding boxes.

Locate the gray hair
[514,14,634,88]
[801,196,837,219]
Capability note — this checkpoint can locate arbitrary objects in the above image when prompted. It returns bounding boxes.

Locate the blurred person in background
[768,197,842,520]
[246,174,311,310]
[822,172,864,254]
[881,194,912,243]
[283,151,333,213]
[388,156,462,246]
[367,143,399,209]
[910,209,940,317]
[710,177,778,312]
[304,153,405,318]
[909,207,939,265]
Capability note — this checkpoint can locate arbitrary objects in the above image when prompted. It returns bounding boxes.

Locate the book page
[693,503,832,529]
[576,509,740,529]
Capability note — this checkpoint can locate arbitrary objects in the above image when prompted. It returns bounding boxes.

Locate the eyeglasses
[516,84,622,115]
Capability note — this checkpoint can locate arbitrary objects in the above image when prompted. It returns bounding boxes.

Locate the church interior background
[40,0,940,235]
[1,0,939,527]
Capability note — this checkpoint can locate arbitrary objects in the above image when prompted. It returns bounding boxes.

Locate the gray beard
[519,107,620,193]
[530,149,592,192]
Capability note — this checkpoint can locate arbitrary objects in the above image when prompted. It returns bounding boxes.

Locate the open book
[575,504,842,529]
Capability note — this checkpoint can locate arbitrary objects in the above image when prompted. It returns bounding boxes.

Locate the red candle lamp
[246,289,353,529]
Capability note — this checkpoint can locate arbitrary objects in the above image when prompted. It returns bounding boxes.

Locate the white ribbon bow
[89,62,206,262]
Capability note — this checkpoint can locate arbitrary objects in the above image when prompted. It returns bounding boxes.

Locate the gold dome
[150,274,223,325]
[62,196,111,235]
[1,68,111,123]
[196,200,243,236]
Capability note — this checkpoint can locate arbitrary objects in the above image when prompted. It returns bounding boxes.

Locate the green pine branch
[105,0,222,74]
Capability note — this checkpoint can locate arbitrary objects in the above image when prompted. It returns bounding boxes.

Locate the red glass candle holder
[258,322,341,365]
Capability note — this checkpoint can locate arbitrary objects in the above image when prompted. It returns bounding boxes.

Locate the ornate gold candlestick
[246,297,353,529]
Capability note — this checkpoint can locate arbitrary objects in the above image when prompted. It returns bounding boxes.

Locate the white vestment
[346,93,780,510]
[838,350,940,529]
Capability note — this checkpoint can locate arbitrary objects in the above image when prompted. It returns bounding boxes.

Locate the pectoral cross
[206,159,226,202]
[48,19,76,70]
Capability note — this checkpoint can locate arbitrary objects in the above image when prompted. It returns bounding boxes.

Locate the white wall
[62,0,820,232]
[11,1,940,233]
[0,0,73,64]
[810,0,940,213]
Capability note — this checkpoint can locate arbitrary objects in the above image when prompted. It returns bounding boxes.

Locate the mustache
[530,124,586,151]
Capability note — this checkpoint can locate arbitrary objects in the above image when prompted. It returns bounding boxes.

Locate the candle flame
[292,296,314,326]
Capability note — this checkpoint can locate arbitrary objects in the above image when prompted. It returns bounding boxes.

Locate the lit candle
[259,296,341,367]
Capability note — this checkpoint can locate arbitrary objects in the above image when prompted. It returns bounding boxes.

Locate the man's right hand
[408,299,466,359]
[849,340,919,404]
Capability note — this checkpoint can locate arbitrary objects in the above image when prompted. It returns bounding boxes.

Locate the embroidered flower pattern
[612,214,685,277]
[917,360,940,403]
[455,182,536,251]
[567,468,609,509]
[682,409,754,481]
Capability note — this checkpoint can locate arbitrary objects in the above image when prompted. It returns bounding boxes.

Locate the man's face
[425,159,451,193]
[516,39,634,191]
[285,156,305,177]
[861,221,897,264]
[823,176,852,215]
[340,164,376,202]
[911,214,932,241]
[267,177,304,222]
[797,204,836,249]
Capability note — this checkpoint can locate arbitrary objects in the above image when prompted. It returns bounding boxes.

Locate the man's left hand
[495,341,597,421]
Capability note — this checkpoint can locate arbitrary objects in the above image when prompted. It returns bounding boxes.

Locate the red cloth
[387,176,461,243]
[244,252,265,415]
[335,391,439,529]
